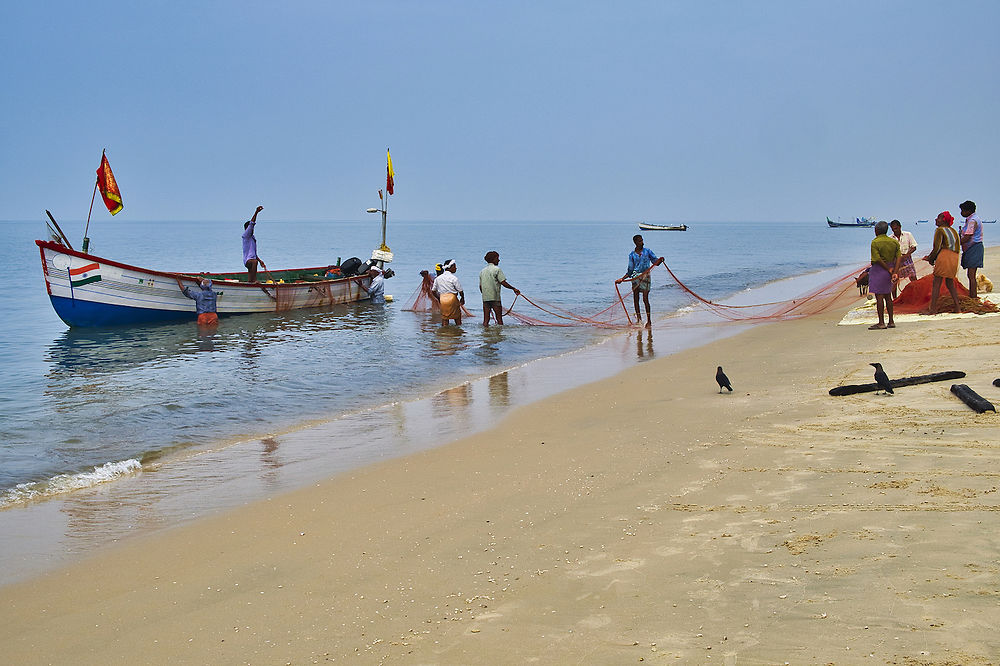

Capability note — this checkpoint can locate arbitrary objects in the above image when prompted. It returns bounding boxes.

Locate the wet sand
[2,252,998,663]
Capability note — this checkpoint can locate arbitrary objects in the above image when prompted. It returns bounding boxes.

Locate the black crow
[870,362,893,394]
[716,366,733,393]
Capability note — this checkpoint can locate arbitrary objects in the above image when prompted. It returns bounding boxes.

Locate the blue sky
[2,1,997,223]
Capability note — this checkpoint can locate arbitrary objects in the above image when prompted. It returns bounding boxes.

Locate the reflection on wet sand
[635,328,654,359]
[432,383,471,423]
[260,437,282,486]
[488,372,510,409]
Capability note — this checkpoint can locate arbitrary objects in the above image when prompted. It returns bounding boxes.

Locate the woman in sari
[923,211,962,314]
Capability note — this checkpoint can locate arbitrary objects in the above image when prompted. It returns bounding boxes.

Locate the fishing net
[401,271,474,316]
[403,261,878,328]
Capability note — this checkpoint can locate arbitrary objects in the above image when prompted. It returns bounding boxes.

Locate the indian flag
[69,263,102,287]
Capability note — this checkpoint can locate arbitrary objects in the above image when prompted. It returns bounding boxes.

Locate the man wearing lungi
[867,220,902,330]
[959,200,984,299]
[432,260,465,325]
[615,234,665,328]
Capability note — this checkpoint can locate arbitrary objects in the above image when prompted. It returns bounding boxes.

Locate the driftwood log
[829,370,966,396]
[951,384,997,413]
[994,378,1000,388]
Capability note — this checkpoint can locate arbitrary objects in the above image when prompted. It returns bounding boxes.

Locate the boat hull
[36,240,372,328]
[827,217,875,228]
[638,223,687,231]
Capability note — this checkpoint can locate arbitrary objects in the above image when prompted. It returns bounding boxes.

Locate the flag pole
[83,149,104,253]
[381,187,388,250]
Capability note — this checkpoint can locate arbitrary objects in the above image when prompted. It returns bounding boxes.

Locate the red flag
[96,152,123,215]
[386,149,394,195]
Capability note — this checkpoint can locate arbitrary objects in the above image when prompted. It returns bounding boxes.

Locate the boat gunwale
[35,239,368,288]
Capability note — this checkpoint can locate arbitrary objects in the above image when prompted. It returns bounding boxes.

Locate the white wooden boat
[36,240,375,327]
[638,223,688,231]
[827,216,875,228]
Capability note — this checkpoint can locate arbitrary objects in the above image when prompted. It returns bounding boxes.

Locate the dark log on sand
[951,384,997,413]
[994,378,1000,388]
[829,370,966,396]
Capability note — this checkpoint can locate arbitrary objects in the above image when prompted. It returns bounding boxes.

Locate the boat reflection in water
[45,302,388,377]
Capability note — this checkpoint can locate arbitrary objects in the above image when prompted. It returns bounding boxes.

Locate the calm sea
[0,217,945,582]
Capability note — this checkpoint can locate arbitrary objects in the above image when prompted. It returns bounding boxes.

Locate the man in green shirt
[867,220,902,330]
[479,251,520,326]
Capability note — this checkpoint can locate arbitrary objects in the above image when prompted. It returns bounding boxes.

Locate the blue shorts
[961,242,984,269]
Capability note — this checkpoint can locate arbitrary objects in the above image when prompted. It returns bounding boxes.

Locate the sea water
[0,218,945,582]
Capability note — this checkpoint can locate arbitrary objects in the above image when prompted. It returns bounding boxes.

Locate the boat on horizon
[827,216,876,228]
[638,222,688,231]
[916,219,929,224]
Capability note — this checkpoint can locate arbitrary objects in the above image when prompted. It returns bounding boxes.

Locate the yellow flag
[386,149,394,195]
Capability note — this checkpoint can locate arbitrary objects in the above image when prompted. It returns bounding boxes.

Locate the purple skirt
[869,263,894,295]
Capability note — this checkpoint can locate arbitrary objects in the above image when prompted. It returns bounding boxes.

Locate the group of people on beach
[861,200,985,329]
[177,202,985,332]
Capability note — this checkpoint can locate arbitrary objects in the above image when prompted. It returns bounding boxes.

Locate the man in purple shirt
[959,200,984,299]
[242,205,265,282]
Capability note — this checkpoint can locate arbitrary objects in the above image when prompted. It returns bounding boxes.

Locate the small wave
[0,459,142,508]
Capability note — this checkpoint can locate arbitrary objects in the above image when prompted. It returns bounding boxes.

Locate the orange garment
[932,248,960,279]
[197,312,219,326]
[439,292,461,319]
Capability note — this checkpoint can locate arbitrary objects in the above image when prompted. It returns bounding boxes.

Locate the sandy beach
[2,253,999,664]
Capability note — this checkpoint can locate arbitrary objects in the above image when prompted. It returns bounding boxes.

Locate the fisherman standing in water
[615,234,665,327]
[176,277,219,327]
[432,260,465,325]
[242,205,266,282]
[479,250,520,326]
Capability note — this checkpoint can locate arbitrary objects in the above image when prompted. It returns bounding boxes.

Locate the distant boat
[638,222,688,231]
[827,216,876,228]
[984,219,997,224]
[916,220,929,224]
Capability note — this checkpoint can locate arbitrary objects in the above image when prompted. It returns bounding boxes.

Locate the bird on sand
[870,362,894,394]
[716,366,733,393]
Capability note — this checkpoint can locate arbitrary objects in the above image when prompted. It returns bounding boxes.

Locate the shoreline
[0,261,865,588]
[0,266,773,587]
[2,248,997,662]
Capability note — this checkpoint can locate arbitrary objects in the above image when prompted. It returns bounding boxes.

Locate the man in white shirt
[432,260,465,325]
[889,219,918,297]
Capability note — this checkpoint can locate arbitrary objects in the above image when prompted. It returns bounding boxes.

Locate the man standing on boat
[176,277,219,327]
[615,234,665,328]
[242,205,266,283]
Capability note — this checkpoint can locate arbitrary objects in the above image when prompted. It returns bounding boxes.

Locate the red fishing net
[404,261,880,328]
[891,274,969,314]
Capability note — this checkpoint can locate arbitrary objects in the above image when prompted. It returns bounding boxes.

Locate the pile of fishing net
[891,274,971,314]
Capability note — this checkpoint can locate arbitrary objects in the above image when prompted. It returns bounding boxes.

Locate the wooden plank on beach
[829,370,966,396]
[950,384,997,413]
